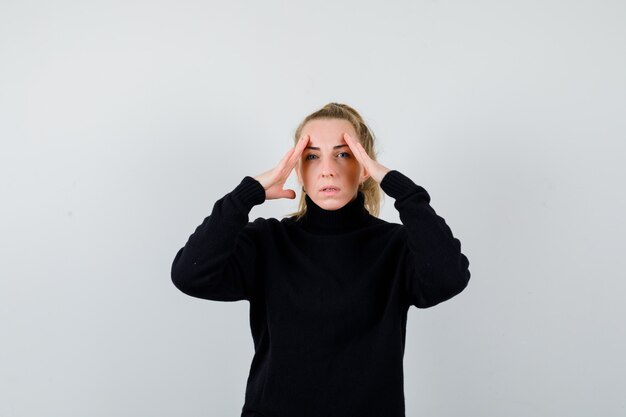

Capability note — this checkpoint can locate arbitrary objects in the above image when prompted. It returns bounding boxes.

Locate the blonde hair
[285,102,383,220]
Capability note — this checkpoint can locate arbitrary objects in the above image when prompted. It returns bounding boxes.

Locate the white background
[1,0,625,416]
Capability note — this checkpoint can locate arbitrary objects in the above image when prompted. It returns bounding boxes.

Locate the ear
[360,165,371,184]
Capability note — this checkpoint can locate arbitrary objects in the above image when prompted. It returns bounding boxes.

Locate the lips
[320,185,340,191]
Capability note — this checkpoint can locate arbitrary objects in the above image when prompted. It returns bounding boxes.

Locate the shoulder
[241,215,307,232]
[243,216,288,236]
[367,215,406,236]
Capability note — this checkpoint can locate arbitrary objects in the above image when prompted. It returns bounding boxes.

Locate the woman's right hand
[253,135,310,200]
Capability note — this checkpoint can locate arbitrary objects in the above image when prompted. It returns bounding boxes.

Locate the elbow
[435,260,471,304]
[439,268,470,301]
[171,267,206,298]
[171,263,191,295]
[451,255,471,295]
[455,267,471,295]
[170,255,224,299]
[414,267,470,309]
[436,240,471,299]
[171,269,188,294]
[170,249,197,296]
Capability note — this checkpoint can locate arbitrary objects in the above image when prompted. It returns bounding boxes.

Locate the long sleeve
[171,176,266,302]
[380,170,471,309]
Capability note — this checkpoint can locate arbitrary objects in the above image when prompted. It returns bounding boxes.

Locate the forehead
[301,118,357,146]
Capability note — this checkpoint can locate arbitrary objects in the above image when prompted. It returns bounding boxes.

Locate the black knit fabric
[171,170,471,417]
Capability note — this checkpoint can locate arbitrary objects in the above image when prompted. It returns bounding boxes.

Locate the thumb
[279,188,297,199]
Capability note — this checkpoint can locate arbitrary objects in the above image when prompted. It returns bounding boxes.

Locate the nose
[320,159,336,177]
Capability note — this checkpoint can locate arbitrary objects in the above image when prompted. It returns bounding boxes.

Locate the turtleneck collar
[298,191,371,234]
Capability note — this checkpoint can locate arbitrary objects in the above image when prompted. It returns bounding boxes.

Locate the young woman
[171,103,471,417]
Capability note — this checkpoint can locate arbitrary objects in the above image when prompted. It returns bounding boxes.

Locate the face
[295,118,370,211]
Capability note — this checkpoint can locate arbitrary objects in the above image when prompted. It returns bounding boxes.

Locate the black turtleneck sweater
[171,170,470,417]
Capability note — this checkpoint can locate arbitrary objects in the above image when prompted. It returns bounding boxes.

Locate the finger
[293,134,309,159]
[354,141,373,178]
[274,141,299,178]
[278,146,296,168]
[343,133,361,158]
[286,134,309,170]
[344,133,373,181]
[344,133,369,167]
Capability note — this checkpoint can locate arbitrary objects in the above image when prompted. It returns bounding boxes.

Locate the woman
[171,103,471,417]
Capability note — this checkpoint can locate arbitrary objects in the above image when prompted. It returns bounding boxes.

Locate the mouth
[320,186,340,195]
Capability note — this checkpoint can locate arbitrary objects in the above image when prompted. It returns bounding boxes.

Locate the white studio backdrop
[1,0,625,416]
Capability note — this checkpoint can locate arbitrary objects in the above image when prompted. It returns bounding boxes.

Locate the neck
[299,191,370,234]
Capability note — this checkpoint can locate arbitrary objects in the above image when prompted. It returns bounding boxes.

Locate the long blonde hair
[285,102,383,220]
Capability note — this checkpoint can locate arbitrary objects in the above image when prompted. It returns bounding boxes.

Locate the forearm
[381,170,471,306]
[171,176,266,298]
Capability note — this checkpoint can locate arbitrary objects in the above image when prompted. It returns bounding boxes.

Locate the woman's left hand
[343,133,392,183]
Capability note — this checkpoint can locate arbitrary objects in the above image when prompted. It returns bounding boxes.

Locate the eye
[304,152,349,161]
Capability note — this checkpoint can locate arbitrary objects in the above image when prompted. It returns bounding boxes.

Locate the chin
[316,197,348,211]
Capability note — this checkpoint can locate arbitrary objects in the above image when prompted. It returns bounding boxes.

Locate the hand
[253,135,310,200]
[343,133,391,183]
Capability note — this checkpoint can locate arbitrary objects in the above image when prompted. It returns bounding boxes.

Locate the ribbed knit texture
[171,170,471,417]
[299,191,370,234]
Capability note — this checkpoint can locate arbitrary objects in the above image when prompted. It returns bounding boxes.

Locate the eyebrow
[305,144,349,151]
